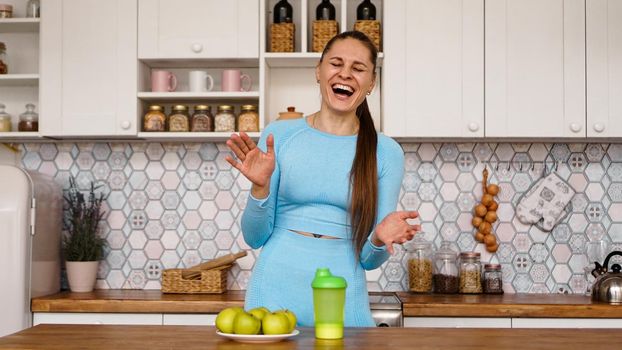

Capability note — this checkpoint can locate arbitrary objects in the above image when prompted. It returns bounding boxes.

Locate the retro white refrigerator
[0,165,62,336]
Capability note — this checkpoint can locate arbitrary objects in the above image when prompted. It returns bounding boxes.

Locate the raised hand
[373,211,421,255]
[225,132,276,188]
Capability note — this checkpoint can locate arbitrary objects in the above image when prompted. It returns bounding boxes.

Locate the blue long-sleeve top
[240,117,405,270]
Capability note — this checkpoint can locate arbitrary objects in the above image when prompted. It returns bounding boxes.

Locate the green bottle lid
[311,268,347,289]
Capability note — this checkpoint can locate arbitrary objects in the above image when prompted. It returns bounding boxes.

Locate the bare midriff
[289,229,341,240]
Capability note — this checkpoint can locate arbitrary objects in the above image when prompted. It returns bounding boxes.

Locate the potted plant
[62,177,108,292]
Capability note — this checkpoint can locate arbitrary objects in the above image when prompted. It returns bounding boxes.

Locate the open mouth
[331,83,355,98]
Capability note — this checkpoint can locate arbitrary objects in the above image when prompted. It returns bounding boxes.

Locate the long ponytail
[320,31,379,256]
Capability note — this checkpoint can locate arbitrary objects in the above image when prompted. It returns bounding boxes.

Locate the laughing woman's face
[316,38,376,116]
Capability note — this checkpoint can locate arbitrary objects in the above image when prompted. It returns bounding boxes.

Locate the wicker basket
[354,20,381,51]
[312,20,338,52]
[271,22,295,52]
[161,264,230,294]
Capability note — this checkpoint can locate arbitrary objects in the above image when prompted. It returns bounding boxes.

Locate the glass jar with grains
[18,103,38,131]
[143,105,166,132]
[459,252,482,294]
[190,105,214,132]
[0,4,12,18]
[168,105,190,132]
[0,103,12,132]
[0,42,8,74]
[482,264,504,294]
[214,105,236,132]
[405,238,433,293]
[432,242,459,294]
[237,104,259,132]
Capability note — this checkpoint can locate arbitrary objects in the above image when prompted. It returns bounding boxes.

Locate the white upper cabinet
[383,0,484,138]
[138,0,259,59]
[485,0,586,138]
[40,0,138,136]
[586,0,622,137]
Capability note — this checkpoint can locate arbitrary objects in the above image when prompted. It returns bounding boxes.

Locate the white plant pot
[65,261,99,292]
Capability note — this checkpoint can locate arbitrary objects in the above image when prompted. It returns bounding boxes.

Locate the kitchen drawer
[162,314,216,326]
[404,317,511,328]
[32,312,162,325]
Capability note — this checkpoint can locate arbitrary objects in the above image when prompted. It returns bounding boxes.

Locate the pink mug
[151,70,178,92]
[221,69,252,92]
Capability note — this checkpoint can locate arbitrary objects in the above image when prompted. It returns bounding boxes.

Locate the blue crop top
[240,117,405,270]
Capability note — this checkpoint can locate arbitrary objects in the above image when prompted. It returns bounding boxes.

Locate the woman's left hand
[372,211,421,255]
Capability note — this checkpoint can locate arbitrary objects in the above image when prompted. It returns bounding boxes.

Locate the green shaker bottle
[312,268,347,339]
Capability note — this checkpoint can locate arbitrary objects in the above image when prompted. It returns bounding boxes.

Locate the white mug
[189,70,215,92]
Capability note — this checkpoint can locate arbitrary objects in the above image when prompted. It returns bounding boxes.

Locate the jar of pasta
[0,103,11,132]
[191,105,214,132]
[237,104,259,132]
[406,238,433,293]
[214,105,236,132]
[459,252,482,294]
[168,105,190,132]
[143,105,166,132]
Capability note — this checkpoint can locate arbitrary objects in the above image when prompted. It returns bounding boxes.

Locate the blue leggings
[244,226,375,327]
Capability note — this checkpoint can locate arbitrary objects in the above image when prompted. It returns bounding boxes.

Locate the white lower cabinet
[32,313,162,325]
[403,317,512,328]
[162,314,217,326]
[511,318,622,329]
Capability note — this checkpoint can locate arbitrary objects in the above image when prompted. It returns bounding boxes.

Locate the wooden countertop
[31,290,245,313]
[0,324,619,349]
[32,290,622,318]
[397,292,622,318]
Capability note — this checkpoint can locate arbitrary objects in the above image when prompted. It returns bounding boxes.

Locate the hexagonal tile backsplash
[20,142,622,294]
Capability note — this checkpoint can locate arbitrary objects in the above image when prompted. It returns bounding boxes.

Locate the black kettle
[591,251,622,304]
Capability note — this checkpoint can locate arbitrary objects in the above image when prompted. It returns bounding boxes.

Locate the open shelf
[137,131,260,141]
[264,52,383,67]
[137,91,260,101]
[0,18,40,33]
[0,131,42,140]
[0,74,39,86]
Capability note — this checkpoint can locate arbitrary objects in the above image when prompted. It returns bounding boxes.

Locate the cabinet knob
[569,123,582,133]
[120,121,131,130]
[467,122,479,132]
[593,123,605,133]
[191,43,203,53]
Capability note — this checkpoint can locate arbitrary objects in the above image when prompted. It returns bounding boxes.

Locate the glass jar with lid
[214,105,236,132]
[26,0,40,18]
[459,252,482,294]
[0,42,7,74]
[191,105,214,132]
[482,264,504,294]
[0,103,12,132]
[168,105,190,132]
[432,242,459,294]
[18,103,38,131]
[237,104,259,132]
[405,238,433,293]
[143,105,166,132]
[0,4,12,18]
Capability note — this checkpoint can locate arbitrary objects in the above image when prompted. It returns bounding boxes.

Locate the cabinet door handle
[120,121,131,130]
[191,43,203,53]
[593,123,605,133]
[569,123,582,133]
[467,122,479,132]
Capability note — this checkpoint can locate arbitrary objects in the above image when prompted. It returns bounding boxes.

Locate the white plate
[216,330,300,343]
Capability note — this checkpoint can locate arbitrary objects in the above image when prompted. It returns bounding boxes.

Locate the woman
[225,31,421,327]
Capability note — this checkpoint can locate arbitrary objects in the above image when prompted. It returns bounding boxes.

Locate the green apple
[248,306,270,321]
[215,307,244,334]
[275,309,297,333]
[232,311,261,335]
[261,312,291,335]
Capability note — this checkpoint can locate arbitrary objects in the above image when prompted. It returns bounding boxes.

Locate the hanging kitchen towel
[516,172,575,231]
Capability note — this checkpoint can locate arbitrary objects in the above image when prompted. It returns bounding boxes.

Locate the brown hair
[320,31,379,256]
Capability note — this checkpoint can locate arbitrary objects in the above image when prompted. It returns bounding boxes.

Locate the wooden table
[0,324,619,350]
